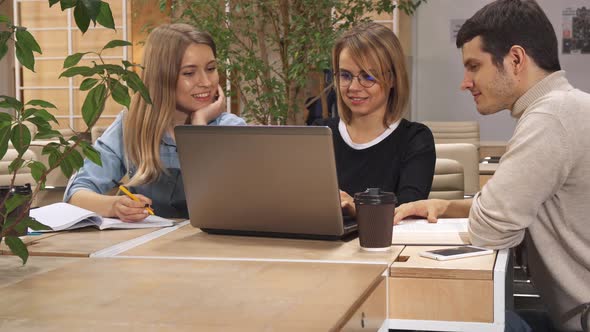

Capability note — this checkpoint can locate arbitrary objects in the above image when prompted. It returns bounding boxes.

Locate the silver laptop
[174,125,357,240]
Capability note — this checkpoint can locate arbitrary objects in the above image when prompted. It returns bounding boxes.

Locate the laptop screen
[175,125,354,239]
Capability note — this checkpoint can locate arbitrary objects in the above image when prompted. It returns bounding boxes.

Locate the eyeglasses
[336,71,378,88]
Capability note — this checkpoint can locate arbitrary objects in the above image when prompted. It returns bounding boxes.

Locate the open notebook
[30,202,174,232]
[392,218,470,245]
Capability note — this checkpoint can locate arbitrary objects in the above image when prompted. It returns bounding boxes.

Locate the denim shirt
[64,111,246,218]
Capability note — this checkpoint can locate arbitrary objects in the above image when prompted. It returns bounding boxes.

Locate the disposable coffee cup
[354,188,397,251]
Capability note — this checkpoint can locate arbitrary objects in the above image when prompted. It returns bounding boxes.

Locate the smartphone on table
[419,245,494,261]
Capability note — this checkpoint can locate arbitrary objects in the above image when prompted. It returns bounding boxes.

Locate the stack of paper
[392,218,470,245]
[30,202,174,232]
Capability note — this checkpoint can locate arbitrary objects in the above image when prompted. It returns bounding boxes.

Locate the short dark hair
[456,0,561,72]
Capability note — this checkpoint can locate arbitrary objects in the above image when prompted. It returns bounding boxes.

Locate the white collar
[338,119,400,150]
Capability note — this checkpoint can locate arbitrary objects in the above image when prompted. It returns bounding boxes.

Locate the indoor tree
[166,0,426,124]
[0,0,150,264]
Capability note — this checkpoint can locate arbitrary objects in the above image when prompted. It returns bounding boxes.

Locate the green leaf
[26,99,57,108]
[0,96,23,110]
[95,64,125,75]
[5,193,31,215]
[96,2,115,30]
[64,148,84,171]
[26,117,51,130]
[82,84,106,127]
[77,139,90,149]
[63,52,89,68]
[0,15,9,23]
[15,41,35,72]
[59,155,74,178]
[80,78,99,91]
[4,236,28,265]
[124,71,152,104]
[10,124,31,155]
[0,124,10,160]
[48,150,61,168]
[8,158,24,174]
[74,3,91,33]
[110,80,130,108]
[60,0,78,11]
[82,144,102,166]
[48,0,60,7]
[59,66,95,78]
[0,31,10,44]
[22,108,41,119]
[12,215,29,236]
[0,43,8,61]
[102,40,132,51]
[42,141,60,153]
[34,128,61,140]
[0,112,12,122]
[25,216,52,231]
[32,109,58,123]
[15,30,42,54]
[28,161,48,182]
[79,0,102,22]
[122,60,138,69]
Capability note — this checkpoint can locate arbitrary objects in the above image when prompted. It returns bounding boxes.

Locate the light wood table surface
[389,246,496,324]
[121,223,403,264]
[10,227,163,257]
[0,232,58,254]
[0,255,79,287]
[0,257,386,332]
[391,245,495,280]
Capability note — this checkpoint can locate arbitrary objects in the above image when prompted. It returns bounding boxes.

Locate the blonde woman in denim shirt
[65,23,245,221]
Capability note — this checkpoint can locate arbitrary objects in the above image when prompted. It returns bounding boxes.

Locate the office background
[1,0,589,141]
[411,0,590,141]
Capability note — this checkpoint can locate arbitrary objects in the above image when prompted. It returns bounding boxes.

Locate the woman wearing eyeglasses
[316,22,435,216]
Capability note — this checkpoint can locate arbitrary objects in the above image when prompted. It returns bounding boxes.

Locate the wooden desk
[6,227,169,257]
[0,255,79,287]
[388,246,509,332]
[0,232,58,254]
[121,223,404,263]
[0,258,387,331]
[0,223,509,331]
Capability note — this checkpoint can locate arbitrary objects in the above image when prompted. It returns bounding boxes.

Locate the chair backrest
[422,121,480,148]
[435,143,479,196]
[91,126,108,144]
[429,158,464,200]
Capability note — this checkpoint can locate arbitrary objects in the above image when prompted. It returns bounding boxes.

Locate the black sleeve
[396,124,436,204]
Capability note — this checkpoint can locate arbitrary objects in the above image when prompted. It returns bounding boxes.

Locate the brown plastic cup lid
[353,188,397,205]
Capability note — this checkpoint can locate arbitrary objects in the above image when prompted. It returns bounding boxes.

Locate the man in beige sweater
[393,1,590,331]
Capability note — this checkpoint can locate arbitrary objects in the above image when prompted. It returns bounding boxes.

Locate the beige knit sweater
[469,71,590,331]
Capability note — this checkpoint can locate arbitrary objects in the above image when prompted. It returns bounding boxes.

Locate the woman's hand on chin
[191,85,226,125]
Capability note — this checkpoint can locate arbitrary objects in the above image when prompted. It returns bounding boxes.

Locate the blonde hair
[123,23,216,186]
[332,22,409,126]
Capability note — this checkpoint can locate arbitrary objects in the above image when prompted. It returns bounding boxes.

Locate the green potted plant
[167,0,425,124]
[0,0,151,264]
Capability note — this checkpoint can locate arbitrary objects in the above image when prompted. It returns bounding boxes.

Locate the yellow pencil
[112,180,155,215]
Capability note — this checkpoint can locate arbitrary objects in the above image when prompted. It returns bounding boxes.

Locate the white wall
[411,0,590,141]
